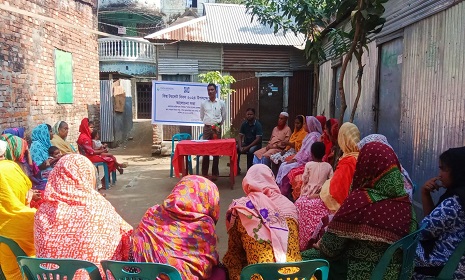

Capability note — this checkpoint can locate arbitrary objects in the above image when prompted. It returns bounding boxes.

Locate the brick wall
[0,0,99,144]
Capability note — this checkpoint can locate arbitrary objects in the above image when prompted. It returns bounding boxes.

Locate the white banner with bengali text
[152,81,218,126]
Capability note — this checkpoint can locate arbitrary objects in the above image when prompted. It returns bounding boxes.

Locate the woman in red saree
[77,118,119,174]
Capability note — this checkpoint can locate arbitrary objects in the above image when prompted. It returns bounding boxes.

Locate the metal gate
[377,38,403,154]
[99,80,114,142]
[137,82,152,119]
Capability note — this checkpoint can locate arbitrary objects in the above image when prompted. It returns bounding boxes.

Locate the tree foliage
[243,0,387,123]
[199,71,236,98]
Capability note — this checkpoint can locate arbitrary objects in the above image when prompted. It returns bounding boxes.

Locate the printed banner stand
[152,81,220,126]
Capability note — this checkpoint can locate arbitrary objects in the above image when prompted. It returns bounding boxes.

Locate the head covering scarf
[51,121,76,154]
[315,115,327,131]
[0,160,35,280]
[133,175,220,280]
[293,116,322,163]
[328,142,416,244]
[437,147,465,208]
[77,118,93,149]
[319,122,360,211]
[34,154,133,274]
[29,124,51,166]
[2,127,25,138]
[0,134,28,162]
[322,118,339,162]
[358,134,415,200]
[0,140,7,158]
[287,115,307,152]
[226,164,298,263]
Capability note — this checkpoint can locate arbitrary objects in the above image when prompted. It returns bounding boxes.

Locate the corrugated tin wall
[401,2,465,186]
[377,0,457,38]
[317,2,465,190]
[157,42,222,71]
[223,45,290,72]
[99,80,114,142]
[229,71,259,131]
[288,71,313,120]
[318,42,380,136]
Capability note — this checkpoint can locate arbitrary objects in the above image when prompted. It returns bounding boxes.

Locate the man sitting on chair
[237,108,262,174]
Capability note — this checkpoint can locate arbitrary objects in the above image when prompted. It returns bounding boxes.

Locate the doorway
[377,38,403,154]
[136,82,152,119]
[259,77,284,140]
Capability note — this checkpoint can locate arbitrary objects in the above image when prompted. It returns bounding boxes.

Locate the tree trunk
[350,50,364,122]
[337,2,363,125]
[312,63,320,116]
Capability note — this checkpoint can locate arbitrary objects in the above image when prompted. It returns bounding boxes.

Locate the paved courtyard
[102,121,246,257]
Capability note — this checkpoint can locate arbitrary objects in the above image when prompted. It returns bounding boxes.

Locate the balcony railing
[98,38,156,63]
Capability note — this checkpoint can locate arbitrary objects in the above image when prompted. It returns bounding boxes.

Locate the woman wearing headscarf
[51,120,77,154]
[29,124,53,170]
[0,160,36,280]
[413,147,465,279]
[275,116,322,198]
[302,141,417,280]
[322,118,339,164]
[270,115,307,164]
[223,164,301,280]
[357,134,415,201]
[253,112,292,167]
[133,175,224,280]
[34,154,133,279]
[77,118,118,175]
[295,122,360,250]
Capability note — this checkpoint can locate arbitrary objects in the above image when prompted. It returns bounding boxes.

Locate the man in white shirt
[199,83,226,181]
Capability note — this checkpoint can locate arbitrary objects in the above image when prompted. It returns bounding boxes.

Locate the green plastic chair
[170,133,193,177]
[17,256,102,280]
[0,236,27,280]
[240,259,329,280]
[424,237,465,280]
[101,260,182,280]
[370,226,425,280]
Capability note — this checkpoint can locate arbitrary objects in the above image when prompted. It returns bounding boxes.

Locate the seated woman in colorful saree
[413,147,465,279]
[295,122,360,250]
[27,124,61,190]
[34,154,133,279]
[77,118,121,177]
[302,141,417,280]
[223,164,302,280]
[270,115,307,164]
[50,120,77,154]
[357,134,415,201]
[275,116,322,199]
[132,175,225,280]
[321,118,339,164]
[0,160,36,280]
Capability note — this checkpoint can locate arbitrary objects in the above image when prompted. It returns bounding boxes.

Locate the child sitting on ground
[298,142,334,199]
[91,130,127,174]
[294,142,334,251]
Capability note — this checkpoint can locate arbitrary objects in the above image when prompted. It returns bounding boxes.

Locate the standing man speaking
[199,83,226,181]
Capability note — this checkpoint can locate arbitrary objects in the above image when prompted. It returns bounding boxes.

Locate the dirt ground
[102,120,246,258]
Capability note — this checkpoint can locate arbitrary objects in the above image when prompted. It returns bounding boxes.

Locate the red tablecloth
[172,138,238,179]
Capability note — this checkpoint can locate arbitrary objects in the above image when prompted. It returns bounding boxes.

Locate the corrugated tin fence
[99,80,114,142]
[401,1,465,187]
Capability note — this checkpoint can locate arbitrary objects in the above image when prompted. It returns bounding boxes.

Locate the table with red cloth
[172,138,238,188]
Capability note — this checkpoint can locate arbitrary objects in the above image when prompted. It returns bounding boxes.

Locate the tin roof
[145,3,306,47]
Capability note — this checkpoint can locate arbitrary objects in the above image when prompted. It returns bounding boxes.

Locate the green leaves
[198,71,237,98]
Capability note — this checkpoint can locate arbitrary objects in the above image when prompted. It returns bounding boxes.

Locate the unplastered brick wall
[0,0,99,144]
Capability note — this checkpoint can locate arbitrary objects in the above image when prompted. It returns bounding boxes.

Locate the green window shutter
[55,49,73,103]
